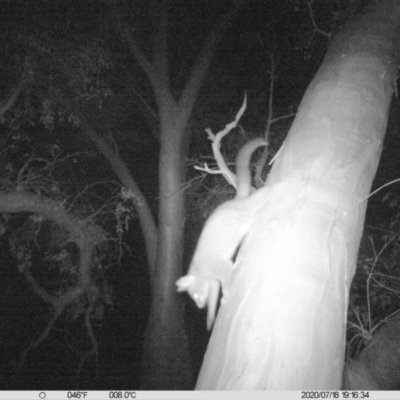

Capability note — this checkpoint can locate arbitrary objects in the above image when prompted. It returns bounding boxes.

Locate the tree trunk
[137,2,242,389]
[141,103,194,389]
[196,0,400,390]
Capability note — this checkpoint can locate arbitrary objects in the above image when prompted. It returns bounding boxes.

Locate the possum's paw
[176,275,209,308]
[176,274,195,291]
[177,275,224,330]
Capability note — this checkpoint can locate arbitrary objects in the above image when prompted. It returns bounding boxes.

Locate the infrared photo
[1,0,400,394]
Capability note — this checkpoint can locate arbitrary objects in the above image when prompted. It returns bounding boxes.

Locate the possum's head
[176,275,209,308]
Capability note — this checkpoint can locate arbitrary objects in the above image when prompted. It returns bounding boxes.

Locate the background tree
[1,0,244,389]
[0,129,121,379]
[110,2,244,388]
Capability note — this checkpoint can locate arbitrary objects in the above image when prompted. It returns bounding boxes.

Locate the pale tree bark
[196,0,400,390]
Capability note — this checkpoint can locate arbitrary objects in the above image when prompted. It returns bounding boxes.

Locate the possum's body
[176,138,266,329]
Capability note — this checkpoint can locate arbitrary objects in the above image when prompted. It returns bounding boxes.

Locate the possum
[176,138,266,330]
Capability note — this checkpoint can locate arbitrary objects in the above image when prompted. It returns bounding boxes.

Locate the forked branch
[195,95,247,189]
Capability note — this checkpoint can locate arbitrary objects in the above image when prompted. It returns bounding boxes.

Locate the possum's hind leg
[206,280,220,330]
[220,260,234,305]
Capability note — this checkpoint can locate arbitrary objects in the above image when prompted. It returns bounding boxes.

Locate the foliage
[346,192,400,361]
[0,132,136,375]
[0,3,115,133]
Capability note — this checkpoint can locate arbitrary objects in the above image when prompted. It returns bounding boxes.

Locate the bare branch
[254,46,296,182]
[16,306,63,374]
[0,81,23,118]
[79,117,158,273]
[306,0,331,38]
[195,95,247,188]
[76,286,99,378]
[178,0,243,126]
[118,19,160,89]
[152,1,170,87]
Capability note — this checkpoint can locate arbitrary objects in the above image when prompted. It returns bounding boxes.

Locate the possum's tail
[235,138,266,198]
